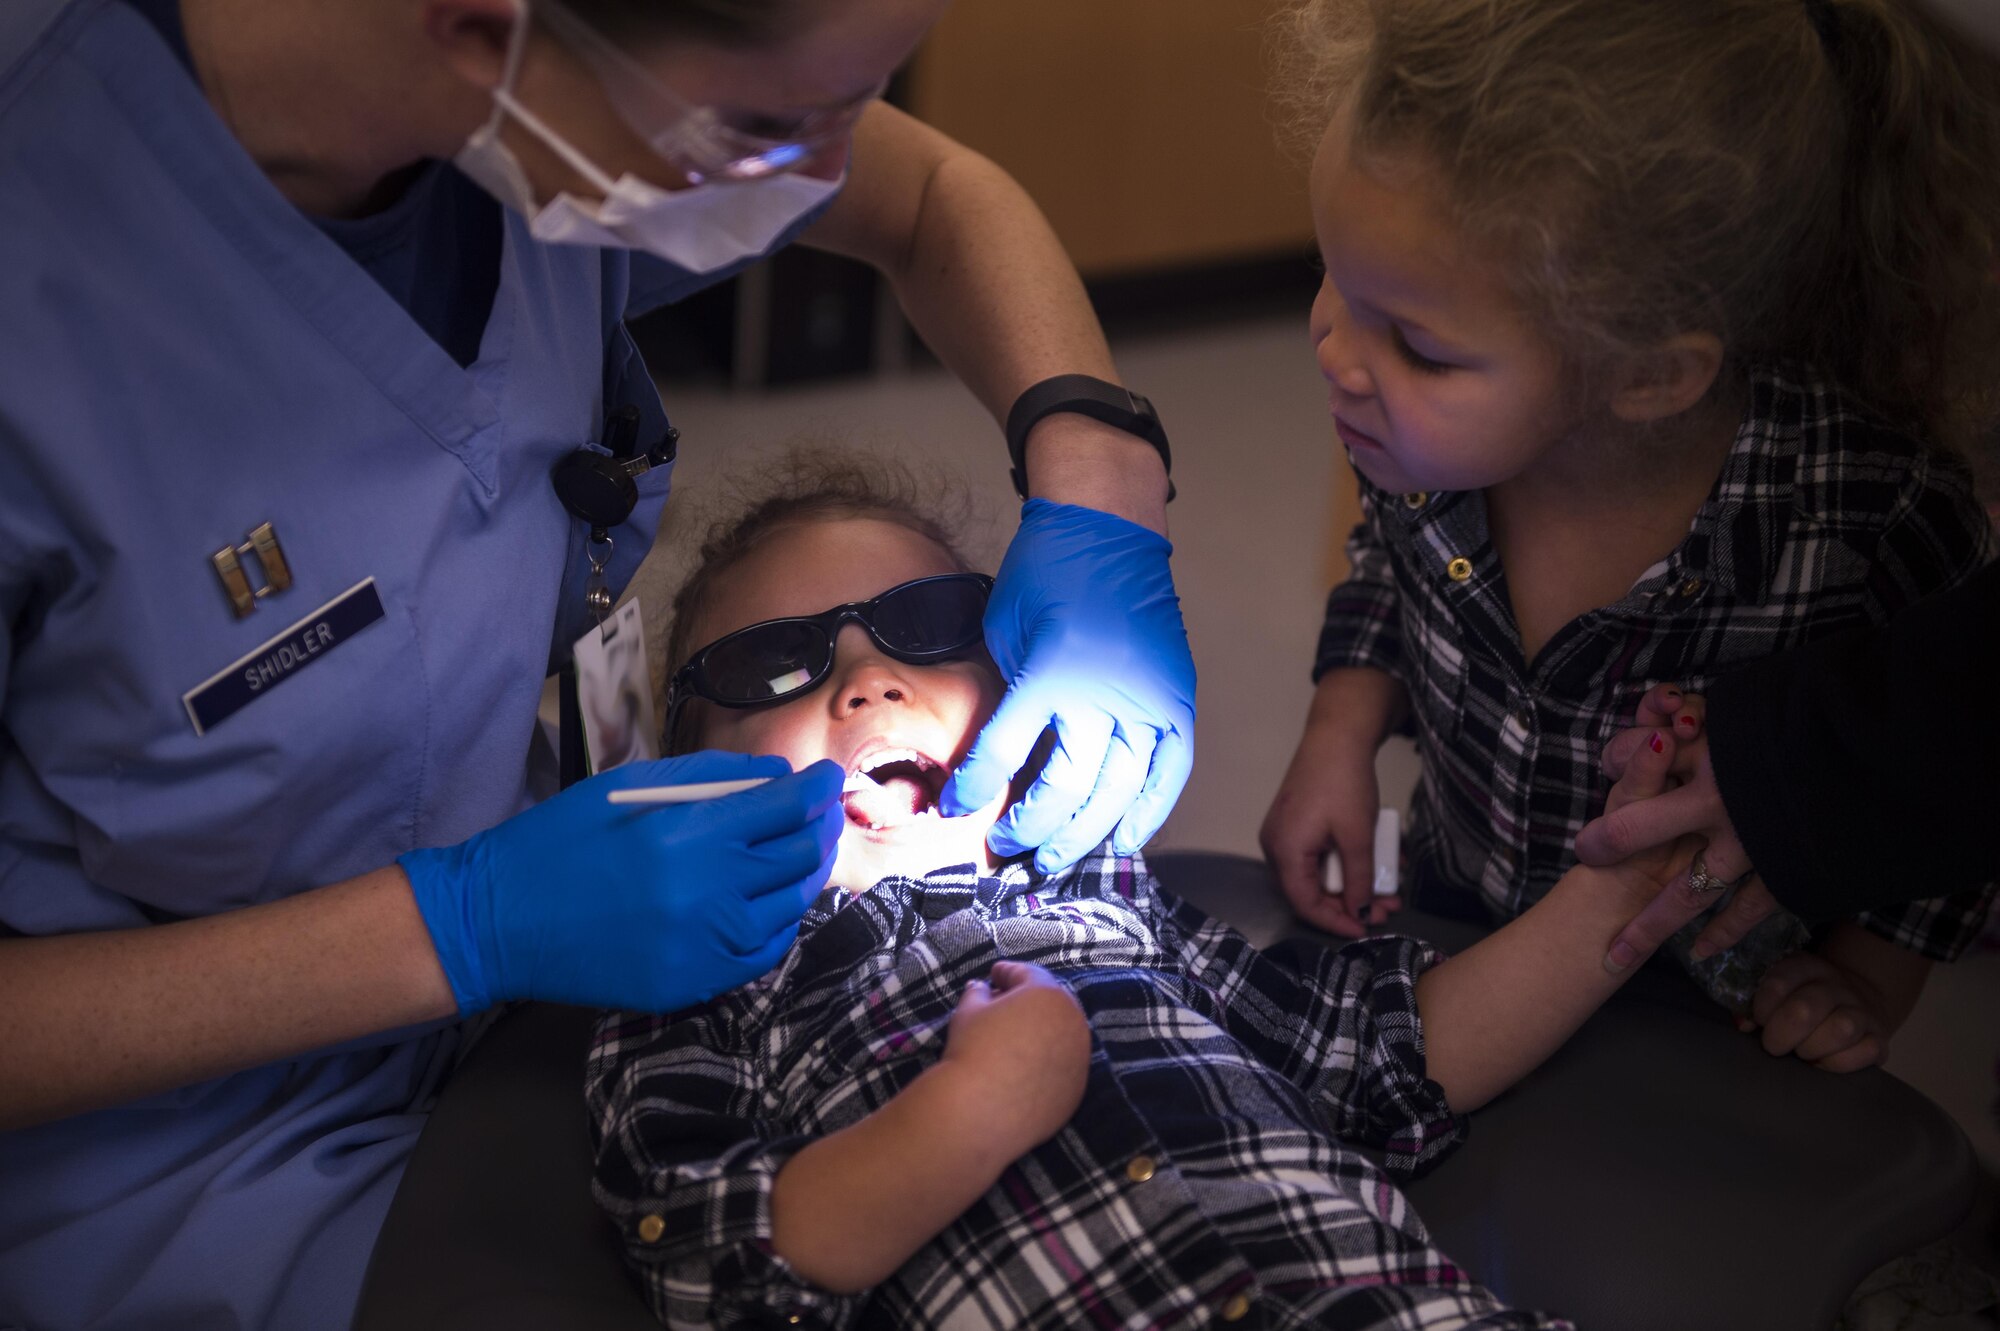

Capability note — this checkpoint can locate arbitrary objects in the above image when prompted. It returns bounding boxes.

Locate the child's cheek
[722,703,825,771]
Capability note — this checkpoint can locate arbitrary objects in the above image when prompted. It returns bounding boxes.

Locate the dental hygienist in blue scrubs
[0,0,1195,1324]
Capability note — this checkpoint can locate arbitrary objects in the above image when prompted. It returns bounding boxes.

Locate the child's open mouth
[841,748,947,832]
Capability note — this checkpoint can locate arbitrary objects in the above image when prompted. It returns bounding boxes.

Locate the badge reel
[553,406,678,784]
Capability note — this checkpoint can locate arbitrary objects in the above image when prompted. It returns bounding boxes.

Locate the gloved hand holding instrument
[401,752,844,1015]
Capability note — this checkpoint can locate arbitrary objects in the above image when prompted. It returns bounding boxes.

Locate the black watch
[1004,374,1175,503]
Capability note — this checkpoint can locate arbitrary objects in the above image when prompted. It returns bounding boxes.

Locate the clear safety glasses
[665,574,994,733]
[529,0,885,183]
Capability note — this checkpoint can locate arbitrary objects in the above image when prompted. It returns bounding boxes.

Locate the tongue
[843,774,929,828]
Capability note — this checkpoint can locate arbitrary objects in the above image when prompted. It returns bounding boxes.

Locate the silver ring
[1686,851,1732,897]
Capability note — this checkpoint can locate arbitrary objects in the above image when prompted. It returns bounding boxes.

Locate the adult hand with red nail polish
[1578,683,1778,971]
[1602,682,1706,783]
[1591,728,1701,904]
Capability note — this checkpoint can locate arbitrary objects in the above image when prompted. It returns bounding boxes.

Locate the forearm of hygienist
[0,867,456,1132]
[800,104,1170,534]
[1413,737,1692,1114]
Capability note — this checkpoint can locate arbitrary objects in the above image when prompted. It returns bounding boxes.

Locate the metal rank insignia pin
[211,522,294,619]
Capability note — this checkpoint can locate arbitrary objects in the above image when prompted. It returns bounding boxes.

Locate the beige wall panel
[907,1,1314,275]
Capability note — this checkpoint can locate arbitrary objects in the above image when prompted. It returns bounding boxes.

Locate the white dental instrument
[607,777,773,805]
[1372,807,1400,896]
[1320,807,1402,897]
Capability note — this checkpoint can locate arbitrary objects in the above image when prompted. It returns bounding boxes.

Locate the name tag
[182,578,386,736]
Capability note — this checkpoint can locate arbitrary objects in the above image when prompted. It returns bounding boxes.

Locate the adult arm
[0,756,842,1131]
[1819,467,1996,963]
[0,868,454,1132]
[1705,558,2000,920]
[0,553,425,1129]
[805,104,1195,868]
[801,104,1169,533]
[1579,507,2000,966]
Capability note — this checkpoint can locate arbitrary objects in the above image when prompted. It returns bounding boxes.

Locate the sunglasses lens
[700,621,828,704]
[872,578,990,655]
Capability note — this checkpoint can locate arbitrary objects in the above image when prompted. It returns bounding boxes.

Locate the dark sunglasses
[664,573,994,737]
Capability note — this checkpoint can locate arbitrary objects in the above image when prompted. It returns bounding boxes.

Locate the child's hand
[1744,952,1892,1073]
[1261,722,1387,938]
[940,961,1091,1153]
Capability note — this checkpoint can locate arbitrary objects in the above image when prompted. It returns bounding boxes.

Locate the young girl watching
[1261,0,1999,1071]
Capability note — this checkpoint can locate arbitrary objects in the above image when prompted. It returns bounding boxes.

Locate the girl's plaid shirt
[1316,364,1996,1003]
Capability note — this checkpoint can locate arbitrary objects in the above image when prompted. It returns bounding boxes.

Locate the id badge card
[571,599,659,775]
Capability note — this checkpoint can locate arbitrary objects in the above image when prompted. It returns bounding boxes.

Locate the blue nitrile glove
[400,752,844,1015]
[939,498,1196,873]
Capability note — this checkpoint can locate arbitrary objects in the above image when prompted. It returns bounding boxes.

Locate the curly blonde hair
[1275,0,2000,449]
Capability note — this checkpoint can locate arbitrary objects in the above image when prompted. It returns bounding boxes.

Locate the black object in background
[628,242,883,389]
[630,247,1321,391]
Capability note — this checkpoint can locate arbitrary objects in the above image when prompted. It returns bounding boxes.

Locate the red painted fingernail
[1649,731,1665,753]
[1677,714,1697,730]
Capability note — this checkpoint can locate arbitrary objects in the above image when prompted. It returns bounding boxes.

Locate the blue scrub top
[0,3,830,1327]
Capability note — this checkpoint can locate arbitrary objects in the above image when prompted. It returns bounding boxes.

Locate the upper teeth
[843,748,933,791]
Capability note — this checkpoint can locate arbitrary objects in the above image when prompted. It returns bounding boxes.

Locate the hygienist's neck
[179,0,492,218]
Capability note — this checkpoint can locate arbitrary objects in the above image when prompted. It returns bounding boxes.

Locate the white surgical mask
[454,2,843,272]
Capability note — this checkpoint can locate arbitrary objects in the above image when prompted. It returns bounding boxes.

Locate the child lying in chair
[587,456,1694,1330]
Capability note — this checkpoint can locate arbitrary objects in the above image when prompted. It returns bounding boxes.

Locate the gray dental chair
[354,851,1979,1331]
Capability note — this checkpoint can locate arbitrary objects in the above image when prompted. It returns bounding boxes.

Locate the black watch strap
[1004,374,1175,503]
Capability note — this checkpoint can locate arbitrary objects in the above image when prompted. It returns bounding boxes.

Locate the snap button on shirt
[1402,491,1428,509]
[637,1214,667,1244]
[1219,1290,1254,1321]
[1446,556,1474,582]
[1125,1155,1157,1183]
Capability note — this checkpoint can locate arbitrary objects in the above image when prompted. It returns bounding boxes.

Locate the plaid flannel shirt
[588,847,1568,1330]
[1315,363,1996,1004]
